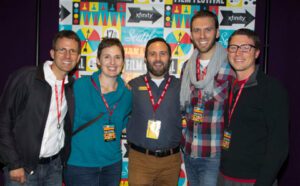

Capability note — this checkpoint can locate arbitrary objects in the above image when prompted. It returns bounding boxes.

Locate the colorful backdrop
[59,0,256,185]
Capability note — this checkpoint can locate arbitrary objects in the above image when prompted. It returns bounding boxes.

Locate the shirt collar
[43,61,69,85]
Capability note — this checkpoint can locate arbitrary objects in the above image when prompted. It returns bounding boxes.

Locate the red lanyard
[54,79,65,126]
[196,58,207,99]
[144,76,171,112]
[196,57,201,80]
[91,77,118,120]
[228,78,248,125]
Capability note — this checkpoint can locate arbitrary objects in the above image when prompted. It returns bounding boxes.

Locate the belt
[130,143,180,158]
[38,153,59,164]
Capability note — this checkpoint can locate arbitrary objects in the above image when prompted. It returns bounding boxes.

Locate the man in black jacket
[218,29,289,186]
[0,30,81,185]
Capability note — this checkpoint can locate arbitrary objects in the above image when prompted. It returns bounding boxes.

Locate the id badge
[192,106,204,122]
[146,120,161,139]
[182,117,187,128]
[103,125,116,142]
[222,130,232,150]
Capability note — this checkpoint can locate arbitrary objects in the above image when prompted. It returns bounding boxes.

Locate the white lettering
[193,0,224,4]
[228,15,245,22]
[174,0,191,3]
[136,12,153,19]
[126,29,157,43]
[125,58,146,72]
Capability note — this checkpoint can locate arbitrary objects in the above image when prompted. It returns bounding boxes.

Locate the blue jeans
[184,154,220,186]
[3,156,62,186]
[64,160,122,186]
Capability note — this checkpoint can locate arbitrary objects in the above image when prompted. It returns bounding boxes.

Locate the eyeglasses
[55,48,79,56]
[228,44,256,53]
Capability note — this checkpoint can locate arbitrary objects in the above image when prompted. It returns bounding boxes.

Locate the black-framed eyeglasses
[228,44,256,53]
[55,48,79,56]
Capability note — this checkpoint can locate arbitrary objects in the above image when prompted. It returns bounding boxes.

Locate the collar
[145,72,170,80]
[35,61,73,85]
[244,65,260,88]
[43,61,69,85]
[232,65,260,92]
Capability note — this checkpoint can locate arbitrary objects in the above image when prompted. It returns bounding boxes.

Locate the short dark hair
[97,38,125,61]
[52,30,81,52]
[145,37,172,59]
[190,10,219,32]
[228,28,261,49]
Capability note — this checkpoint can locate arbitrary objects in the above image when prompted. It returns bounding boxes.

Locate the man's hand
[9,168,26,184]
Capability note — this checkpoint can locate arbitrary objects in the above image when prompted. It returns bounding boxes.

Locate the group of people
[0,10,288,186]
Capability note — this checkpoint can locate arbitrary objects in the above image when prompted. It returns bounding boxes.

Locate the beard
[146,60,171,77]
[193,35,218,54]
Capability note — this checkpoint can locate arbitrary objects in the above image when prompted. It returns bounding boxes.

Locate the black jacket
[220,67,289,186]
[0,64,74,172]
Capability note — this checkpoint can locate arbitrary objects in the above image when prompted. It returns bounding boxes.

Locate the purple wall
[0,0,58,92]
[267,1,300,185]
[0,1,299,185]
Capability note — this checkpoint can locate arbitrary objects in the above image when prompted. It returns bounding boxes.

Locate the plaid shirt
[181,60,234,158]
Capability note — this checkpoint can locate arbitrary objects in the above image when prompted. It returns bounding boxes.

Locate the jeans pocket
[51,156,63,172]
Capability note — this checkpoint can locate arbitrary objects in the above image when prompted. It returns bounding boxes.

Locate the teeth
[108,67,117,70]
[235,59,244,62]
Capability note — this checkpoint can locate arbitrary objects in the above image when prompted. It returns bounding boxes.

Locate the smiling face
[50,37,81,80]
[145,41,171,79]
[228,35,260,80]
[191,16,219,59]
[97,45,124,79]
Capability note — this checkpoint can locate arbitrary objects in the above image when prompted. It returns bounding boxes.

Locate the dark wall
[255,1,300,185]
[0,1,299,185]
[0,0,58,92]
[267,1,300,186]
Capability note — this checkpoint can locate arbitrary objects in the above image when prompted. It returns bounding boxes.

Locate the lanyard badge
[192,106,204,123]
[192,58,207,124]
[103,125,116,141]
[91,77,118,142]
[144,76,171,140]
[222,129,232,150]
[54,79,65,129]
[223,78,249,150]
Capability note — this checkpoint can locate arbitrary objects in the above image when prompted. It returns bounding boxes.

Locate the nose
[199,30,205,38]
[110,57,116,65]
[65,51,71,58]
[157,54,162,61]
[235,47,243,55]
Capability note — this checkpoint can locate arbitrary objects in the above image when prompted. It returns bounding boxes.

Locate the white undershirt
[151,78,164,87]
[39,61,68,158]
[200,59,210,70]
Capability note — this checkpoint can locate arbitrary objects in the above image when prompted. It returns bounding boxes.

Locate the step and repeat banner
[59,0,256,185]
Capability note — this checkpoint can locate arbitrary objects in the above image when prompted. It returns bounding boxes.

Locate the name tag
[192,106,204,123]
[146,120,161,139]
[103,125,116,142]
[138,86,148,91]
[222,130,232,150]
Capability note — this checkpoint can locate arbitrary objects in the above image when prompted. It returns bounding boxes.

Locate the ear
[216,29,220,39]
[255,49,260,59]
[96,58,101,66]
[50,49,55,59]
[76,54,81,64]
